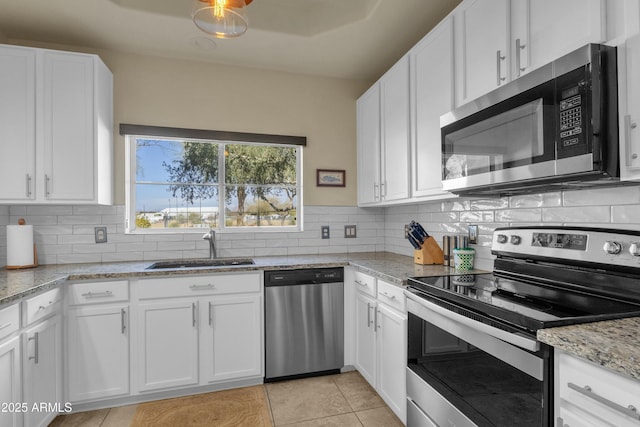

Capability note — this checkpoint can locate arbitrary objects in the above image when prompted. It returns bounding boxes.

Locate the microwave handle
[624,115,638,167]
[496,50,506,86]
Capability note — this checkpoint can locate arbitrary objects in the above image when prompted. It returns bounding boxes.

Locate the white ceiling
[0,0,461,81]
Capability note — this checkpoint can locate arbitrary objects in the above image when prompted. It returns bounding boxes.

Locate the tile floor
[50,371,404,427]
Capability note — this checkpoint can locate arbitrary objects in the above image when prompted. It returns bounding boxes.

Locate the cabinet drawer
[23,288,61,325]
[377,280,406,312]
[558,351,640,424]
[67,280,129,305]
[353,271,376,297]
[0,303,20,341]
[138,272,261,300]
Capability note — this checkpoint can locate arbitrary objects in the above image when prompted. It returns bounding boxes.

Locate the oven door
[406,291,551,427]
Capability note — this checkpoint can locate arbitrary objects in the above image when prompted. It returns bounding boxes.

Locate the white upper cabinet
[357,84,381,205]
[511,0,605,79]
[410,17,457,201]
[619,32,640,181]
[0,44,113,205]
[379,56,411,203]
[357,56,411,206]
[0,46,36,201]
[453,0,511,106]
[453,0,606,107]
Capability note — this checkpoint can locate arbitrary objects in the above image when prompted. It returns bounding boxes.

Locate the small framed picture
[317,169,346,187]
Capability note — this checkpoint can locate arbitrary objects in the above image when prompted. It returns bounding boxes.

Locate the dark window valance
[119,124,307,146]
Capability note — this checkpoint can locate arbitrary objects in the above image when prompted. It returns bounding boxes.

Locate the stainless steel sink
[146,258,255,270]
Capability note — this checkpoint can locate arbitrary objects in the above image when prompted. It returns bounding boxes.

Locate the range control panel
[492,227,640,268]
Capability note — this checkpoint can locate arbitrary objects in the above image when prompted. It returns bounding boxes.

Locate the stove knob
[510,235,522,245]
[603,241,622,255]
[630,243,640,257]
[497,234,508,244]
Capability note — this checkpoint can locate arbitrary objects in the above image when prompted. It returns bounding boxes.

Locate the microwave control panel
[559,86,583,147]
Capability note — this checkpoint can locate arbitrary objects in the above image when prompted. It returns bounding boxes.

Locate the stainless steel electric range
[406,227,640,427]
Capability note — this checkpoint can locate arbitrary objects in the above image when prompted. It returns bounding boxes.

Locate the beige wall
[10,40,370,206]
[0,30,7,43]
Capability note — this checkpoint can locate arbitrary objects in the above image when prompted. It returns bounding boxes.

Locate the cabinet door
[376,304,407,423]
[380,56,410,202]
[137,300,199,392]
[454,0,510,106]
[41,51,96,201]
[67,305,129,402]
[354,292,376,387]
[513,0,605,77]
[201,295,262,383]
[620,33,640,181]
[410,17,456,200]
[357,84,381,205]
[0,45,36,201]
[0,336,21,427]
[23,315,62,427]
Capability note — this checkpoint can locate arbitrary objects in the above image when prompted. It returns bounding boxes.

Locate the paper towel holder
[5,218,39,270]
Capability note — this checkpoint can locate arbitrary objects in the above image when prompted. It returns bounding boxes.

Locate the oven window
[408,313,544,427]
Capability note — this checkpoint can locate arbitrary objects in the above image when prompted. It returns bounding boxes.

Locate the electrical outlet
[94,226,108,243]
[404,224,410,239]
[344,225,357,238]
[321,225,330,239]
[468,224,478,244]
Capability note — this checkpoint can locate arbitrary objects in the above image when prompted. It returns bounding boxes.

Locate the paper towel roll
[7,224,35,267]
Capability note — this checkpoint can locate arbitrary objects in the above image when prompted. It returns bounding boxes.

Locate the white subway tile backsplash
[3,186,640,269]
[542,206,611,223]
[509,192,562,208]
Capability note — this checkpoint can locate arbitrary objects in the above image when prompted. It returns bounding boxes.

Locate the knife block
[414,236,444,265]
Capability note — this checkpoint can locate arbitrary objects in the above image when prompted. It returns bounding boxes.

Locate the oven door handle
[406,291,540,352]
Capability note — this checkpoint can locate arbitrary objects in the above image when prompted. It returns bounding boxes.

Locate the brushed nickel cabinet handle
[190,284,215,290]
[496,50,506,85]
[81,291,113,298]
[29,332,39,364]
[366,302,371,327]
[208,301,213,326]
[568,382,640,420]
[625,115,638,166]
[516,38,526,77]
[45,174,51,197]
[121,308,127,334]
[26,174,32,197]
[192,303,197,327]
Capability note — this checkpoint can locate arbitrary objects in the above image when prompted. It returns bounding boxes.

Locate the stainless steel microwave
[440,44,619,196]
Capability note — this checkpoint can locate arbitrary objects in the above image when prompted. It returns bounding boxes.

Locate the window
[124,126,303,233]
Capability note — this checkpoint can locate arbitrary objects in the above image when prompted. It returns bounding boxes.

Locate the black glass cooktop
[408,273,640,334]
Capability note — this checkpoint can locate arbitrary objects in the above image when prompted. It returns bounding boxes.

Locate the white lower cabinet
[555,350,640,427]
[201,295,263,383]
[66,280,130,403]
[0,335,21,427]
[352,271,407,424]
[135,272,263,394]
[67,305,130,401]
[137,300,199,392]
[22,314,62,427]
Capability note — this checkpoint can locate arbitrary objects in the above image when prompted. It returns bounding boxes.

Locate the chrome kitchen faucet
[203,229,217,259]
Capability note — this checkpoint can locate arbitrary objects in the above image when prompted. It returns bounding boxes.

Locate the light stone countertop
[0,252,485,306]
[538,317,640,381]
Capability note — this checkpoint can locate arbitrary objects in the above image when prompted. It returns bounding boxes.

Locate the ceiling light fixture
[191,0,253,39]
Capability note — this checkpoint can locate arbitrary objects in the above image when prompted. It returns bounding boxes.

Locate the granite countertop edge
[538,317,640,382]
[0,252,476,306]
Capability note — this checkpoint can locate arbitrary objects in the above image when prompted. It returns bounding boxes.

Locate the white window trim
[124,134,303,234]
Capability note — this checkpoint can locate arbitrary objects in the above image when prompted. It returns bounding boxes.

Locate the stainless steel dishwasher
[264,268,344,382]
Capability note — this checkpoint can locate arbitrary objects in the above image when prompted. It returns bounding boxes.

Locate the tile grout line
[263,384,276,427]
[330,375,365,426]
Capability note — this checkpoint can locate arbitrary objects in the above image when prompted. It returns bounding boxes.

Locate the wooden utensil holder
[414,236,444,265]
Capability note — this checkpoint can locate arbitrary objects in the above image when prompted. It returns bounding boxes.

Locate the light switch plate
[95,226,108,243]
[344,225,357,238]
[468,225,478,244]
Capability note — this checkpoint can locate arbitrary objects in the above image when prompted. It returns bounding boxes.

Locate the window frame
[124,133,303,235]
